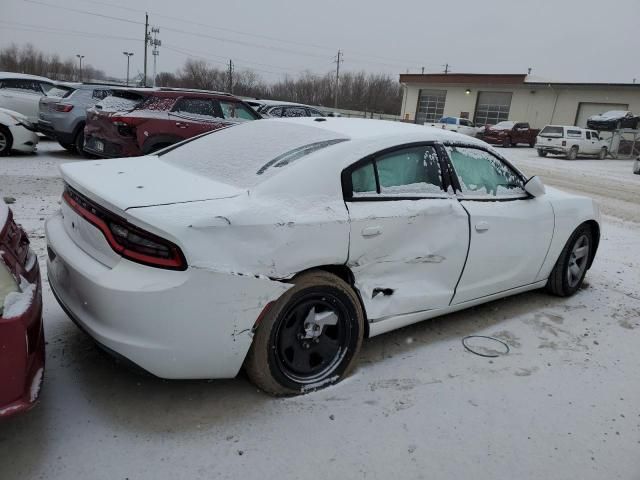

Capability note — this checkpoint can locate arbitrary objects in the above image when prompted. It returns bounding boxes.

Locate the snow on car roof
[160,118,488,188]
[0,71,52,82]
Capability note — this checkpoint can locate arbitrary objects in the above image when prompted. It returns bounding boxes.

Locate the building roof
[399,73,640,88]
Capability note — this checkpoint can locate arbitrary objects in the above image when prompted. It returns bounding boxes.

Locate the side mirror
[524,176,546,197]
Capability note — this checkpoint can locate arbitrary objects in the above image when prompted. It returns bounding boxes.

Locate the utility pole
[151,27,161,87]
[123,52,134,86]
[421,66,425,74]
[443,63,450,74]
[76,54,85,82]
[227,59,234,93]
[333,49,343,109]
[143,12,150,87]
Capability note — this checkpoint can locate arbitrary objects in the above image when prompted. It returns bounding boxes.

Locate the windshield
[159,121,348,187]
[539,126,564,137]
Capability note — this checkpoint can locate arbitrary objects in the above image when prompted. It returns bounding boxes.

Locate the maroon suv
[83,88,261,157]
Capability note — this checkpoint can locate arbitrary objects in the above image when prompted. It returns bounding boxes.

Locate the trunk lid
[60,156,244,212]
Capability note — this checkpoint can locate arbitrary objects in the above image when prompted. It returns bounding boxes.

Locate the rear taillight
[54,104,74,112]
[62,186,187,271]
[111,116,138,137]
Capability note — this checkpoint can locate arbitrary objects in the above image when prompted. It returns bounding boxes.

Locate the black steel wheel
[546,225,593,297]
[245,270,364,395]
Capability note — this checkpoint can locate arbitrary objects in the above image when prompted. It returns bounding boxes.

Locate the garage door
[474,91,512,126]
[575,102,628,127]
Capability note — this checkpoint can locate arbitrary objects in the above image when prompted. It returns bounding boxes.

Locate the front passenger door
[345,144,470,321]
[445,145,554,304]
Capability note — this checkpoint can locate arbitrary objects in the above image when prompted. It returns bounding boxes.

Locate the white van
[535,125,608,160]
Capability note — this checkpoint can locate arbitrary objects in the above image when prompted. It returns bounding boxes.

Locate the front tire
[546,225,593,297]
[0,126,13,156]
[244,271,364,396]
[537,149,547,157]
[502,137,512,148]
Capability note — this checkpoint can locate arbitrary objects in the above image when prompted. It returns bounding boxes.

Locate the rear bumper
[83,134,139,158]
[0,276,45,419]
[45,211,290,379]
[535,144,568,155]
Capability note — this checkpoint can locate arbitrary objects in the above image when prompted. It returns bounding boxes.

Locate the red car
[0,203,44,418]
[83,88,261,157]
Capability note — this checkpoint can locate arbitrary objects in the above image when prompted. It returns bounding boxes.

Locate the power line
[0,20,138,42]
[23,0,142,25]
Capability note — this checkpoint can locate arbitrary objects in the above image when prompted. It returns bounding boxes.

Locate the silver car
[38,83,114,154]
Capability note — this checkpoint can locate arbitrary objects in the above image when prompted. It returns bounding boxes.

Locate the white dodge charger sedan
[46,118,600,395]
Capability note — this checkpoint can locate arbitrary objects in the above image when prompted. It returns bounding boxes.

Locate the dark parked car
[587,110,639,131]
[483,121,540,147]
[0,202,44,418]
[250,100,325,118]
[84,88,260,158]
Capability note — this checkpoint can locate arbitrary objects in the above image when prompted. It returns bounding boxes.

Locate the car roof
[0,71,53,82]
[150,88,243,100]
[269,117,487,144]
[259,100,314,108]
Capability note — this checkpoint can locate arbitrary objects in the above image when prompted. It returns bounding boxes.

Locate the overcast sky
[2,0,638,84]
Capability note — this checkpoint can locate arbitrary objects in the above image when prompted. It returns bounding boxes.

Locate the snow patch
[2,276,35,319]
[30,367,44,402]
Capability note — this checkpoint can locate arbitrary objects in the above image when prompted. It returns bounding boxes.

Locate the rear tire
[598,147,607,160]
[567,146,578,160]
[537,149,547,157]
[0,126,13,156]
[502,137,512,148]
[546,225,593,297]
[244,271,364,396]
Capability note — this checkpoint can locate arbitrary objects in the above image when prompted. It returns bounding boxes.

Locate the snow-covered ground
[1,140,639,480]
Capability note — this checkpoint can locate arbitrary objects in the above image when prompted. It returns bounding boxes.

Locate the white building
[399,73,640,128]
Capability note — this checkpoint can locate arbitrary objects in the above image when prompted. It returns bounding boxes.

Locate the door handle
[361,226,382,237]
[175,122,188,128]
[475,221,490,233]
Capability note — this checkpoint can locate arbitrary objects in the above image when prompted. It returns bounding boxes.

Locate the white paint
[0,108,39,154]
[48,119,600,379]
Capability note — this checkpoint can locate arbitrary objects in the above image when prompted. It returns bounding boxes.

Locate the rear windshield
[97,91,147,112]
[539,126,564,137]
[159,121,348,187]
[47,86,75,98]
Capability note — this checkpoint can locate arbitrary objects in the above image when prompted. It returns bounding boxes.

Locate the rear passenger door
[344,143,470,320]
[170,97,226,136]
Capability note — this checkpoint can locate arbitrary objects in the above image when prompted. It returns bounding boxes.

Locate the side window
[219,101,257,120]
[349,145,443,198]
[173,98,221,118]
[307,108,324,117]
[460,119,470,127]
[566,129,582,138]
[268,107,283,116]
[39,82,53,93]
[585,131,591,140]
[446,146,525,198]
[592,131,599,140]
[1,79,42,93]
[92,89,111,100]
[283,107,307,117]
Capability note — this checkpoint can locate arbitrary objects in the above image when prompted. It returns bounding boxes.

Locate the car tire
[74,127,93,158]
[537,149,547,157]
[502,137,511,148]
[546,225,593,297]
[0,126,13,156]
[529,141,535,148]
[567,146,578,160]
[244,270,364,396]
[598,147,607,160]
[58,141,76,152]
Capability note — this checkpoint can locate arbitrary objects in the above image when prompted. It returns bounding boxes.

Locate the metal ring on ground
[462,335,510,358]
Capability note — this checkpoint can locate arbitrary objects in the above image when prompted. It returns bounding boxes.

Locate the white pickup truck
[535,125,608,160]
[427,116,479,137]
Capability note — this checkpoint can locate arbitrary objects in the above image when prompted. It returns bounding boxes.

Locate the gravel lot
[1,140,639,480]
